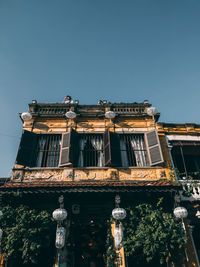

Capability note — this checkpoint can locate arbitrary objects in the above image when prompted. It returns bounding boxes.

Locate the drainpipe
[165,136,178,181]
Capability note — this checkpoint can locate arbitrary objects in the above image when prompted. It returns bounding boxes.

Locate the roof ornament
[143,99,149,104]
[63,95,79,105]
[63,95,74,104]
[98,99,108,105]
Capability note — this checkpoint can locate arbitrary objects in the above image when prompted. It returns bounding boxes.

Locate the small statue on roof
[98,100,103,105]
[63,95,74,104]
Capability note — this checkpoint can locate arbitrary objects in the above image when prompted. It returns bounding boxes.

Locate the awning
[0,180,180,194]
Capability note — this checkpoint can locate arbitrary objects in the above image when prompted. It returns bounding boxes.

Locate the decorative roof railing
[113,107,145,114]
[38,107,70,115]
[28,102,157,118]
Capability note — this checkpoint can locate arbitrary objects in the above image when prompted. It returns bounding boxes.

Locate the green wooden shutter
[145,130,164,166]
[110,132,121,167]
[16,130,37,167]
[59,128,74,167]
[104,128,111,166]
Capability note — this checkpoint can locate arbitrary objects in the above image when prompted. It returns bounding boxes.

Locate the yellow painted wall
[12,116,175,183]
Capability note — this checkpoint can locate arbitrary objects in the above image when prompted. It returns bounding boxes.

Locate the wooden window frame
[110,129,164,167]
[16,131,61,168]
[33,134,61,167]
[76,133,104,167]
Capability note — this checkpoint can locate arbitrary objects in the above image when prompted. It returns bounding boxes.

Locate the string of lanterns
[112,195,126,250]
[52,196,68,249]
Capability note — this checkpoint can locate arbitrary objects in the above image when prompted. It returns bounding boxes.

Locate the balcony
[179,179,200,201]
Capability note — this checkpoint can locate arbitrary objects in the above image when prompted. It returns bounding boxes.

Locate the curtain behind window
[78,137,87,167]
[130,135,147,167]
[91,135,104,167]
[77,134,104,167]
[35,135,61,167]
[35,137,46,167]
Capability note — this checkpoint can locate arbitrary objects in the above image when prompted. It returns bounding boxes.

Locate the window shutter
[104,128,111,166]
[59,129,73,167]
[16,130,37,167]
[110,132,121,167]
[145,130,164,166]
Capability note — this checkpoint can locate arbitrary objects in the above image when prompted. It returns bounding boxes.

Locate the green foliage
[168,169,176,181]
[123,200,186,264]
[181,180,198,197]
[0,194,54,264]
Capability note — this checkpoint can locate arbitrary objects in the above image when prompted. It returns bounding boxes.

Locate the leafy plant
[0,193,55,265]
[122,200,186,265]
[168,169,176,181]
[172,168,199,197]
[181,180,198,197]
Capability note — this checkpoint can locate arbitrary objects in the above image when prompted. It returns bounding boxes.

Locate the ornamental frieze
[14,167,170,183]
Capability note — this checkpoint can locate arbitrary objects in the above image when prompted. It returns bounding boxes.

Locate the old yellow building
[1,100,182,267]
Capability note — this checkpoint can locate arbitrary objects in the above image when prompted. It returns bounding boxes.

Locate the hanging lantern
[146,107,158,116]
[21,112,32,121]
[173,207,188,219]
[105,111,116,119]
[55,226,66,249]
[112,208,126,220]
[0,228,3,240]
[65,111,77,119]
[114,224,123,250]
[52,208,67,222]
[196,210,200,219]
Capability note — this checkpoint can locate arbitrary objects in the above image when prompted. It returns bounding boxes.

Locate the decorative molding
[11,170,24,182]
[16,167,171,182]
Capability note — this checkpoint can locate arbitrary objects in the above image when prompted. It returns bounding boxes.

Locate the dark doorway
[73,221,106,267]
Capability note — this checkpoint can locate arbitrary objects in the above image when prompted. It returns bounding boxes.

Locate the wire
[0,132,19,138]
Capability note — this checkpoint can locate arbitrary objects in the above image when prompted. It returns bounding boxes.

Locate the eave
[0,180,180,194]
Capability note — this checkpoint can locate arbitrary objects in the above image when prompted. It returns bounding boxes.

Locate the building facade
[0,100,189,267]
[158,122,200,267]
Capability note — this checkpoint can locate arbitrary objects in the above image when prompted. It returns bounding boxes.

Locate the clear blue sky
[0,0,200,176]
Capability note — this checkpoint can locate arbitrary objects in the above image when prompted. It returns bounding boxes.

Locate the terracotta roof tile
[0,180,180,189]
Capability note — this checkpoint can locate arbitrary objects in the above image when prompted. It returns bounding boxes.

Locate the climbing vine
[123,200,186,265]
[106,199,186,266]
[0,192,55,265]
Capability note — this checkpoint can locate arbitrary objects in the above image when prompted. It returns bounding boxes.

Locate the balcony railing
[112,107,145,114]
[28,103,152,117]
[178,172,200,180]
[179,179,200,201]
